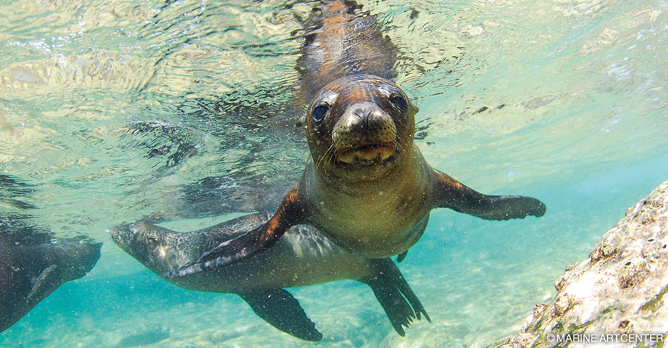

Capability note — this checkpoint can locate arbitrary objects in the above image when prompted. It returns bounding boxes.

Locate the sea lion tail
[359,258,430,336]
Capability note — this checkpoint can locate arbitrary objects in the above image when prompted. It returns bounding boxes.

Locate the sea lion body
[114,213,373,291]
[299,158,432,256]
[297,74,433,256]
[167,0,546,273]
[0,231,101,333]
[111,212,428,341]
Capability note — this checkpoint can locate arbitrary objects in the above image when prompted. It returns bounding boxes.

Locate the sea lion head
[305,74,417,181]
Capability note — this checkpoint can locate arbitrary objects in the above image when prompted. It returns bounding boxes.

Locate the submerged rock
[495,181,668,347]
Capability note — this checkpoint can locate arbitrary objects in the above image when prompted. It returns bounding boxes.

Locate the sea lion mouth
[336,143,397,164]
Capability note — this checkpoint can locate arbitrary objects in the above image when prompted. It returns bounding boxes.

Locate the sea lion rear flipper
[432,169,547,220]
[237,289,323,342]
[164,187,306,278]
[360,258,430,336]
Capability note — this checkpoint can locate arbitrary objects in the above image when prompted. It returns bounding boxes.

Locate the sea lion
[0,218,101,333]
[165,0,546,277]
[110,212,429,341]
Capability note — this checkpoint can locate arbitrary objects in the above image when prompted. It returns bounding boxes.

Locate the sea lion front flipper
[237,289,323,342]
[359,258,430,336]
[26,264,57,301]
[164,187,307,278]
[432,169,546,220]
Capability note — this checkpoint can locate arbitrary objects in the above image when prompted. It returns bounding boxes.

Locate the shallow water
[1,0,667,347]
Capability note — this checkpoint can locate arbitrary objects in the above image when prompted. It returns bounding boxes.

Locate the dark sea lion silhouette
[0,217,101,333]
[166,0,546,277]
[110,212,429,341]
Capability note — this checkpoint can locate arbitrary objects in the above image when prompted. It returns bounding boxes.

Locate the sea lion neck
[310,147,417,193]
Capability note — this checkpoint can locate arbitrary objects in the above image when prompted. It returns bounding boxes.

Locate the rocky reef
[496,181,668,347]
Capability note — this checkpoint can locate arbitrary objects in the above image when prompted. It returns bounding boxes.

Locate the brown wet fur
[295,0,397,105]
[294,69,438,256]
[290,2,432,257]
[306,74,416,183]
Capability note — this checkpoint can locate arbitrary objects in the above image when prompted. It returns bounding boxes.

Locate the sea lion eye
[390,95,408,113]
[312,105,329,122]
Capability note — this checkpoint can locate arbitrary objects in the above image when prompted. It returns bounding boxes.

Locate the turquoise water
[1,0,667,347]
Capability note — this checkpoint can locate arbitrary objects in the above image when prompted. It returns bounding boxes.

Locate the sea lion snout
[306,74,415,173]
[336,101,392,136]
[332,101,397,163]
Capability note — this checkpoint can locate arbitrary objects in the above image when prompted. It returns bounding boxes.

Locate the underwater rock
[495,180,668,347]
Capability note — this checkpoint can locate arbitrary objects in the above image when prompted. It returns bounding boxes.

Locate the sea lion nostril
[353,108,372,120]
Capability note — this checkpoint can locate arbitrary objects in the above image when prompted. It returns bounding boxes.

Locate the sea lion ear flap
[295,113,307,127]
[397,251,408,262]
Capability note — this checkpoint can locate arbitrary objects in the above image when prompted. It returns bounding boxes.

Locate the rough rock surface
[495,181,668,347]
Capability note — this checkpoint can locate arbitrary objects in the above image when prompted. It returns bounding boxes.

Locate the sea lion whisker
[314,146,328,171]
[322,152,335,175]
[393,138,405,153]
[393,118,410,134]
[318,144,337,174]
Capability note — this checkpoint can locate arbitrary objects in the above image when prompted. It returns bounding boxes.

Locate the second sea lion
[0,219,101,333]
